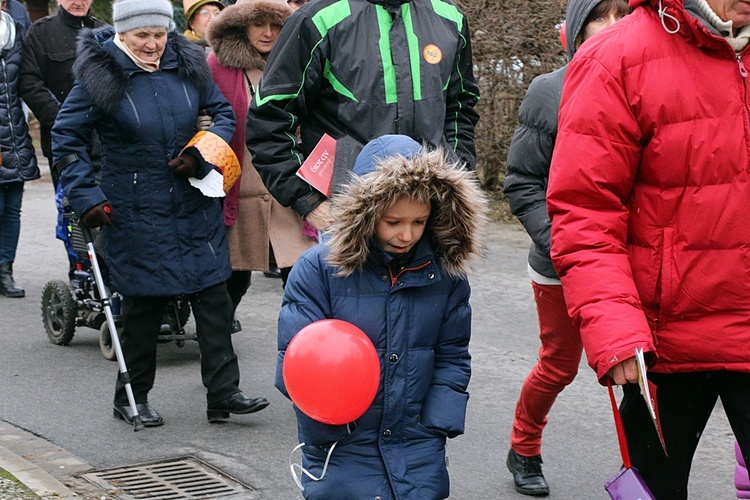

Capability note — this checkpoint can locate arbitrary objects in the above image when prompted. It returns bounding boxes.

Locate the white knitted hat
[112,0,175,34]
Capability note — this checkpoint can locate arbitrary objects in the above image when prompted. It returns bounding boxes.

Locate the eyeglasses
[196,9,221,18]
[287,0,309,5]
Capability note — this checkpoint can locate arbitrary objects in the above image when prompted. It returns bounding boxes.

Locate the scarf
[207,54,248,226]
[114,35,160,72]
[0,11,15,52]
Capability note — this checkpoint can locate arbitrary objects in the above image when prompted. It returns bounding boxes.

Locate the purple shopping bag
[606,382,655,500]
[605,466,654,500]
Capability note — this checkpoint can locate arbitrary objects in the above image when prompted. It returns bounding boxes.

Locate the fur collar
[206,0,290,70]
[73,27,213,114]
[326,148,488,278]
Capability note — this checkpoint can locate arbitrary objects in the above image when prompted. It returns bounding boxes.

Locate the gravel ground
[0,471,40,499]
[0,469,112,500]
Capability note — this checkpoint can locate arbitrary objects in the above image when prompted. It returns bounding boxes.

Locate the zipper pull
[738,55,748,78]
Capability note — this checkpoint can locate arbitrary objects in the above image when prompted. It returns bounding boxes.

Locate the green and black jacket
[245,0,480,217]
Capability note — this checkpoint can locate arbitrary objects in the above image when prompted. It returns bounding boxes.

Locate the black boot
[507,449,550,496]
[0,262,24,298]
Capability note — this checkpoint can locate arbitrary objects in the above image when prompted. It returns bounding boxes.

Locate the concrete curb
[0,420,107,498]
[0,444,74,497]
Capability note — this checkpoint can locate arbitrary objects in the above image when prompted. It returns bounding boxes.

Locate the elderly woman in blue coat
[51,0,268,428]
[277,135,488,499]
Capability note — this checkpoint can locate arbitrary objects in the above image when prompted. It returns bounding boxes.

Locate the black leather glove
[168,152,200,178]
[81,201,113,229]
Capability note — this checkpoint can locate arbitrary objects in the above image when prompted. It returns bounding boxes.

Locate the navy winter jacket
[279,239,471,499]
[0,14,38,185]
[276,136,487,499]
[52,28,235,296]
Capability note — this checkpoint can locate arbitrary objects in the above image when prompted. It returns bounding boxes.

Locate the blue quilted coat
[52,28,235,296]
[277,136,487,499]
[0,14,38,185]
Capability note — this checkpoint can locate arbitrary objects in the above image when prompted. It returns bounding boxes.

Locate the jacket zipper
[387,260,431,288]
[737,54,748,79]
[739,54,750,164]
[125,92,140,127]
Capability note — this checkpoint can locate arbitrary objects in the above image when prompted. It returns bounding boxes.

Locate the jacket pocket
[656,228,675,328]
[45,50,76,86]
[47,50,75,63]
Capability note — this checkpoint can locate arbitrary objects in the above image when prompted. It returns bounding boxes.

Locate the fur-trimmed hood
[327,135,488,278]
[206,0,290,70]
[73,27,214,114]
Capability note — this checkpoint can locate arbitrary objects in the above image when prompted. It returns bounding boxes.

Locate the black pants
[621,371,750,499]
[114,282,240,406]
[226,268,291,312]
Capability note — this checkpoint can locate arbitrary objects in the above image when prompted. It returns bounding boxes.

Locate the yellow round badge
[423,44,442,65]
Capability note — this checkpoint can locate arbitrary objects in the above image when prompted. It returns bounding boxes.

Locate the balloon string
[289,440,339,491]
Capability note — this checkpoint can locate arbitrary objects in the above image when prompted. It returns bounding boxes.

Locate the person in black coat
[18,0,105,188]
[245,0,479,238]
[51,0,269,428]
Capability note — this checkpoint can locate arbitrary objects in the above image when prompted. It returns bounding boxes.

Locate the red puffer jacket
[547,0,750,382]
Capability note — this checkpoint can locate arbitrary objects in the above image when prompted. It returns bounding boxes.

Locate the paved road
[0,176,738,499]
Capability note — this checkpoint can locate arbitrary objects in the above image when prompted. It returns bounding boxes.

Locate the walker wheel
[41,280,76,345]
[99,321,121,361]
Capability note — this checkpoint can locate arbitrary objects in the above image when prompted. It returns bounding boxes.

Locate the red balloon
[559,20,567,50]
[283,319,380,425]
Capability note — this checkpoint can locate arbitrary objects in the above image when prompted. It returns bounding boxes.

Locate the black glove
[168,152,200,178]
[81,201,113,229]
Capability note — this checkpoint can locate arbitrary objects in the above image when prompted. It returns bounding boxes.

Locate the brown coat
[207,1,315,271]
[227,76,316,271]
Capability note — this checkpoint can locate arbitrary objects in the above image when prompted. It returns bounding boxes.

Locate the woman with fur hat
[183,0,224,51]
[51,0,269,428]
[206,0,315,327]
[276,135,487,498]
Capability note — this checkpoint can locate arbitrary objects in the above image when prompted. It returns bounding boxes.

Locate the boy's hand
[305,201,334,231]
[81,201,113,228]
[168,153,200,178]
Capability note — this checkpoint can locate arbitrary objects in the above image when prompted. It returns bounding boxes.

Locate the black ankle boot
[507,449,550,496]
[0,262,24,298]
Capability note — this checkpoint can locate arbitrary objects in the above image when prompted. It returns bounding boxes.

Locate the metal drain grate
[81,456,258,499]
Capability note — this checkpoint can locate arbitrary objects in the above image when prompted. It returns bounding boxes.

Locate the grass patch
[0,468,19,481]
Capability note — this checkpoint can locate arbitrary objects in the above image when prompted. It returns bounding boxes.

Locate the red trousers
[510,281,582,457]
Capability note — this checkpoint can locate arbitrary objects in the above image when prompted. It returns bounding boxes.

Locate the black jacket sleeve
[444,15,480,170]
[19,22,61,128]
[245,13,326,217]
[503,69,565,256]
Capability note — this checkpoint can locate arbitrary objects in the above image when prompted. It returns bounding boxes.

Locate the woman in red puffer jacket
[547,0,750,497]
